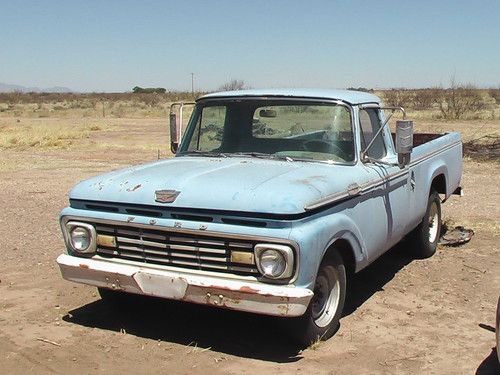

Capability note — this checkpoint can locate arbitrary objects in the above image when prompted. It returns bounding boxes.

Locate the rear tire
[289,250,346,346]
[409,190,442,258]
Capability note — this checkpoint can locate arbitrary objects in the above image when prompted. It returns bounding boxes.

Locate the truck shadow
[63,243,413,363]
[343,242,413,316]
[475,347,500,374]
[64,295,302,362]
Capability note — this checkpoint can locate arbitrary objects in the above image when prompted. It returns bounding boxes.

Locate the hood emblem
[155,190,180,203]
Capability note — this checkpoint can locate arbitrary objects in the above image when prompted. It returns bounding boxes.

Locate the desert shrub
[381,89,414,108]
[0,91,207,107]
[411,88,440,110]
[488,89,500,104]
[132,86,166,94]
[435,84,485,119]
[218,79,247,91]
[112,104,126,118]
[346,87,374,93]
[463,135,500,161]
[0,91,209,118]
[141,93,162,107]
[1,91,23,105]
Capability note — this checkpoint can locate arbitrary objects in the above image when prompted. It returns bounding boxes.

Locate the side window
[359,109,387,159]
[187,106,226,151]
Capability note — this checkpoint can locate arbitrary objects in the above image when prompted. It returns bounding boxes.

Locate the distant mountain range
[0,82,73,93]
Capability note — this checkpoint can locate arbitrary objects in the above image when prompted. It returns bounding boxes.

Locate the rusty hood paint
[70,156,365,215]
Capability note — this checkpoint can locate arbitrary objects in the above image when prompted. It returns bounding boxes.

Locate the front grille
[94,223,260,277]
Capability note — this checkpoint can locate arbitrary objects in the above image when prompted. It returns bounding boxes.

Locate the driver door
[357,108,411,260]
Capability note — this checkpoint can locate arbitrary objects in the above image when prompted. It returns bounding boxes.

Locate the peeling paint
[294,175,328,185]
[126,184,142,192]
[238,285,260,294]
[277,304,290,315]
[92,181,104,191]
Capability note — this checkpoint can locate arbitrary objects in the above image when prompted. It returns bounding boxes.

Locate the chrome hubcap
[311,265,340,328]
[428,202,439,243]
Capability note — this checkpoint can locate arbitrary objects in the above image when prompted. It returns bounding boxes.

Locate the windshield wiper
[229,152,294,162]
[230,152,274,158]
[180,150,228,158]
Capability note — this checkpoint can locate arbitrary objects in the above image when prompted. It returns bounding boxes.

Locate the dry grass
[308,337,322,351]
[0,116,175,170]
[0,118,111,150]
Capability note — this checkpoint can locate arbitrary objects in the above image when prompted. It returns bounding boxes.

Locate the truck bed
[391,132,445,147]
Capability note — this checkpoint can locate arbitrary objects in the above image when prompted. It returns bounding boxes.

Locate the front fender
[289,212,367,290]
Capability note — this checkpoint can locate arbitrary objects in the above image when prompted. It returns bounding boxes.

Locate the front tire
[290,251,346,346]
[409,190,442,258]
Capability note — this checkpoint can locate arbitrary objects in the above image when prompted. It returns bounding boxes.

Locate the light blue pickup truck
[57,89,463,345]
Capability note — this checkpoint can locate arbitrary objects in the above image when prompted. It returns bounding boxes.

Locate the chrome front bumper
[56,254,313,317]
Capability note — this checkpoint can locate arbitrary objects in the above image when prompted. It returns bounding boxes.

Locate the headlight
[260,250,286,277]
[64,221,96,254]
[71,227,91,251]
[255,244,294,279]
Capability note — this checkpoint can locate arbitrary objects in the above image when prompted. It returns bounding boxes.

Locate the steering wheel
[302,140,349,161]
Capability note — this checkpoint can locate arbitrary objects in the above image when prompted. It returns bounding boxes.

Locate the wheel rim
[311,266,340,328]
[428,201,439,243]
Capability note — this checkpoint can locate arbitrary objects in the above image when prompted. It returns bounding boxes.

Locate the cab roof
[199,88,381,105]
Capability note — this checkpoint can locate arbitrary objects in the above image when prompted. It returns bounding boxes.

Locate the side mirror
[395,120,413,168]
[170,112,180,154]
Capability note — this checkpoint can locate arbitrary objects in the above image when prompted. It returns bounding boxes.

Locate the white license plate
[134,271,188,299]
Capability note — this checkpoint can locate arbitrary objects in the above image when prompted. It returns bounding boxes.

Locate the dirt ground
[0,117,499,374]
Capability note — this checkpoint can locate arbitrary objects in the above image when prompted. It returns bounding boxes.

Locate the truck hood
[70,156,363,215]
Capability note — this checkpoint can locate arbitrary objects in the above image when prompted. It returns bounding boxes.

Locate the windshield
[178,99,354,163]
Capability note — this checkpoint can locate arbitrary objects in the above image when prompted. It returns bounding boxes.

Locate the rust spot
[92,182,104,191]
[277,304,290,316]
[238,286,260,294]
[79,264,89,269]
[127,184,142,192]
[196,284,277,296]
[294,175,328,185]
[226,297,241,304]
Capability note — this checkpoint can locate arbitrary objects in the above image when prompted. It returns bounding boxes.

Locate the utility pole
[190,73,194,94]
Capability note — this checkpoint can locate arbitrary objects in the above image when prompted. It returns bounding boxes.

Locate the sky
[1,0,499,92]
